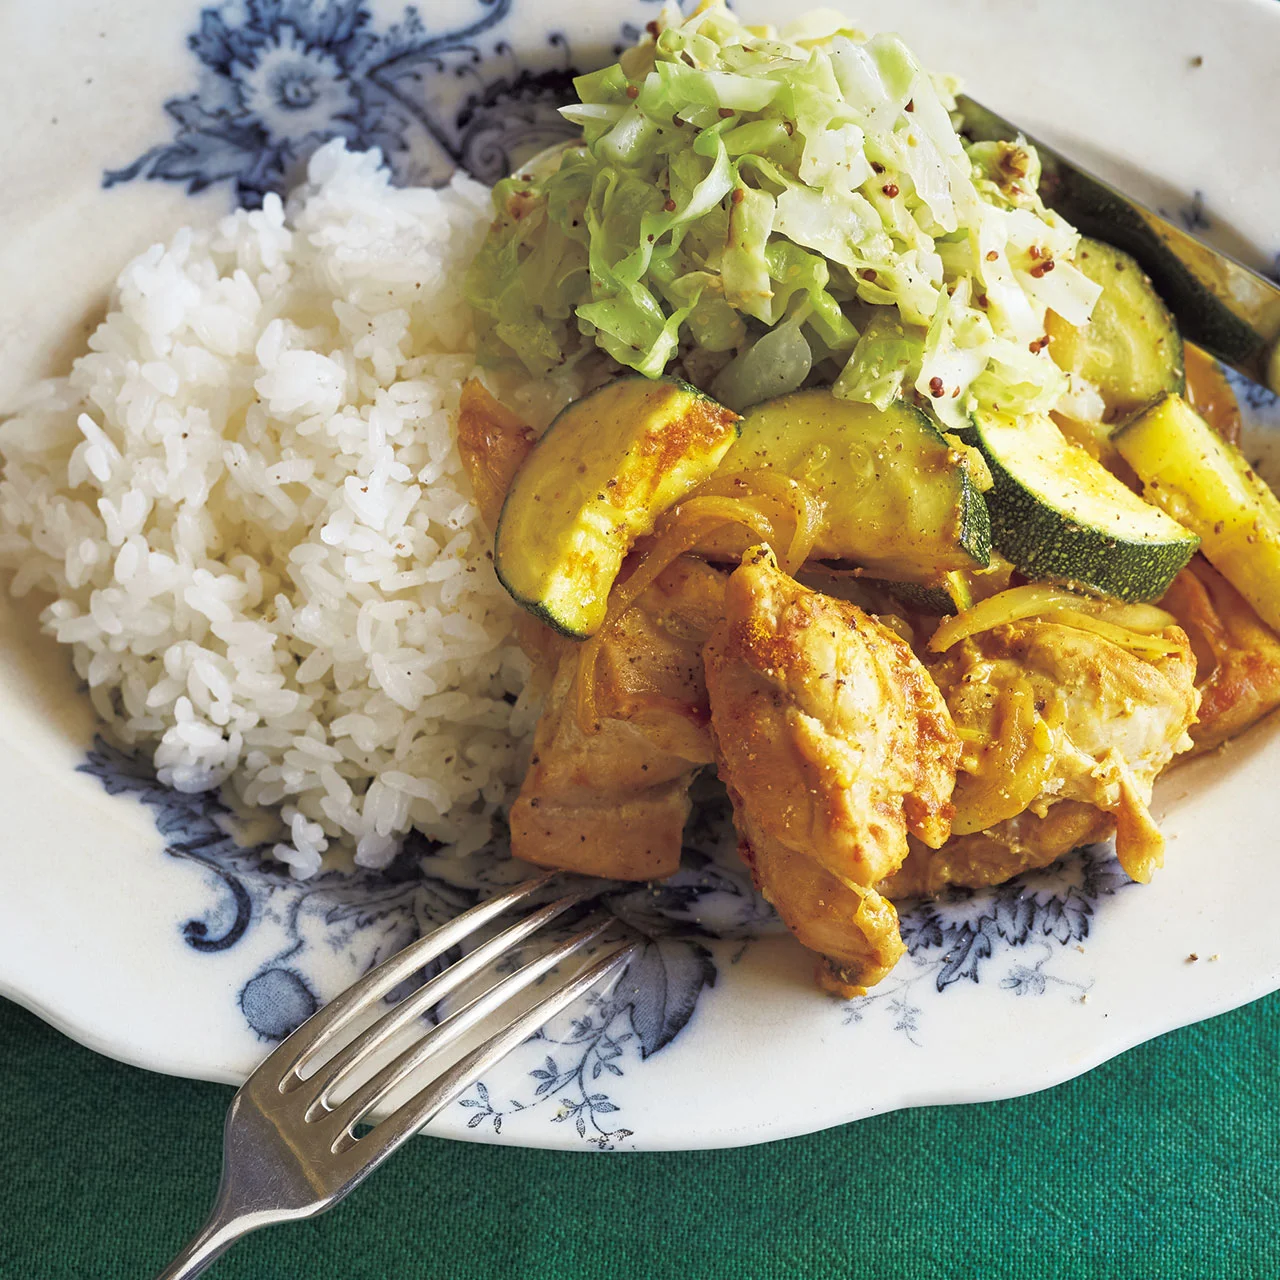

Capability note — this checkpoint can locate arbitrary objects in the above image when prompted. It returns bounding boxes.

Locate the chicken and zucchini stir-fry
[456,6,1280,996]
[459,286,1280,996]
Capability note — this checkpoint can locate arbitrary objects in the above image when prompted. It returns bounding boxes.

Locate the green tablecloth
[3,993,1278,1279]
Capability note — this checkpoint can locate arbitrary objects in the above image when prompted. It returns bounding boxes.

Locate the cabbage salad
[465,2,1101,427]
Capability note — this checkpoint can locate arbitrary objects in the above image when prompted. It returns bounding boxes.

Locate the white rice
[0,141,568,876]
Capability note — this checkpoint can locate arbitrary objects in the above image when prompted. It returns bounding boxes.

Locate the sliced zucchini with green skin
[1047,237,1185,421]
[966,409,1199,602]
[1115,392,1280,630]
[863,572,975,615]
[797,568,972,617]
[885,553,1018,613]
[699,389,992,581]
[494,376,740,637]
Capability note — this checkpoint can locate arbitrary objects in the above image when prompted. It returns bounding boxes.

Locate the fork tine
[260,871,559,1083]
[317,916,622,1147]
[334,937,640,1176]
[303,887,595,1107]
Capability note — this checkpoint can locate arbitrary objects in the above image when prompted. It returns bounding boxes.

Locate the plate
[2,0,1279,1152]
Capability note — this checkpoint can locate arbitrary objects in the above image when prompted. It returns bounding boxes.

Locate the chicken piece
[898,619,1198,890]
[741,837,908,992]
[703,549,960,995]
[1161,556,1280,754]
[459,379,722,878]
[509,557,724,881]
[456,378,568,687]
[456,378,536,533]
[882,803,1111,898]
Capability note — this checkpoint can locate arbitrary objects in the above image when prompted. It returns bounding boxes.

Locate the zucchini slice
[494,376,740,637]
[1047,237,1185,421]
[1115,392,1280,630]
[797,568,974,617]
[700,389,992,581]
[862,553,1018,616]
[863,572,977,616]
[967,409,1199,601]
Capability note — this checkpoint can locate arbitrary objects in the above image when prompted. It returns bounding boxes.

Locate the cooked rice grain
[0,142,546,875]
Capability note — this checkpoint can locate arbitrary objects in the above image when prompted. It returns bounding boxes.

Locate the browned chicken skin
[508,557,724,881]
[703,549,960,995]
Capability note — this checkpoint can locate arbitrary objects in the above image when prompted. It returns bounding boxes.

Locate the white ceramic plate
[2,0,1279,1152]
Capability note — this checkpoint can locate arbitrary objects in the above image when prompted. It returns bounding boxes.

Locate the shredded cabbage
[465,2,1100,419]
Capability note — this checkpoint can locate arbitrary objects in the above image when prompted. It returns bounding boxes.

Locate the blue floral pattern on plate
[102,0,624,203]
[92,0,1152,1148]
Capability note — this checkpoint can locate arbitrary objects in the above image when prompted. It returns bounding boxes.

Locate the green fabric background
[2,992,1278,1279]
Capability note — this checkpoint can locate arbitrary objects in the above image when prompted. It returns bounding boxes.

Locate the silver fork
[155,873,636,1279]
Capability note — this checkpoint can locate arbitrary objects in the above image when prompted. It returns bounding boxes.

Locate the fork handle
[154,1200,256,1279]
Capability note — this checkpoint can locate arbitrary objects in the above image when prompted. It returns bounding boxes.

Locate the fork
[155,872,636,1279]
